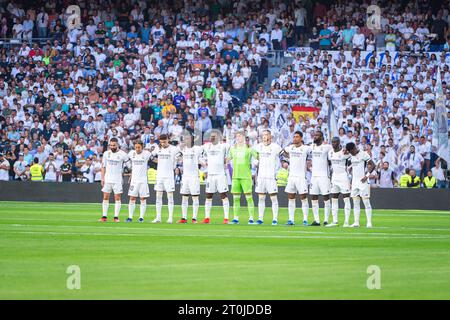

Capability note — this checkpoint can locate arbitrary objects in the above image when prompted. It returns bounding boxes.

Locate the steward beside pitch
[423,171,437,189]
[30,158,44,182]
[399,169,410,188]
[276,161,289,186]
[407,170,421,188]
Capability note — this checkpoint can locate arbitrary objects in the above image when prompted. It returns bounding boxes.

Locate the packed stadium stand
[0,0,448,188]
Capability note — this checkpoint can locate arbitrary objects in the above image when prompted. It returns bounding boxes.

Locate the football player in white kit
[283,131,311,226]
[327,137,352,227]
[345,142,375,228]
[150,134,181,224]
[202,131,230,224]
[99,137,130,222]
[310,131,333,226]
[253,130,283,225]
[177,133,203,224]
[126,140,152,223]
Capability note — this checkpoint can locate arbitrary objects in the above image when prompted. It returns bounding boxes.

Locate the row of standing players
[98,130,374,228]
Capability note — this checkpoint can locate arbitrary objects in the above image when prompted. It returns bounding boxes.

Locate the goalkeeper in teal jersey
[227,131,258,224]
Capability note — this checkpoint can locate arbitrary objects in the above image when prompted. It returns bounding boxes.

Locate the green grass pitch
[0,201,449,299]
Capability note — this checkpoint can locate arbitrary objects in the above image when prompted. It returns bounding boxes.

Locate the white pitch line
[1,223,450,239]
[3,230,450,240]
[1,216,449,233]
[1,202,449,215]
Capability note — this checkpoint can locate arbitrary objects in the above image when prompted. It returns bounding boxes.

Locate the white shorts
[102,182,123,195]
[351,183,371,198]
[128,182,150,198]
[255,177,278,194]
[331,177,351,194]
[180,176,201,195]
[206,174,228,194]
[310,176,331,195]
[285,176,308,194]
[154,177,175,192]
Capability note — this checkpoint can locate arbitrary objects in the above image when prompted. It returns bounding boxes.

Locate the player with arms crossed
[327,137,352,227]
[202,131,230,224]
[310,131,333,226]
[126,140,152,223]
[253,130,283,225]
[150,134,181,224]
[99,137,130,222]
[177,133,203,224]
[228,131,257,224]
[345,142,375,228]
[283,131,311,226]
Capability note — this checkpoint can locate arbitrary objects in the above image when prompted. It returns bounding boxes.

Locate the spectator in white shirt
[36,7,49,38]
[270,23,283,66]
[352,27,365,50]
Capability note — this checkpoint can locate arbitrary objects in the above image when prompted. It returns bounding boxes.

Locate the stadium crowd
[0,0,449,188]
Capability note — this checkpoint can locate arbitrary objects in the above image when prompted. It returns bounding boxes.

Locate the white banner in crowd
[263,98,315,105]
[288,48,449,67]
[276,90,305,96]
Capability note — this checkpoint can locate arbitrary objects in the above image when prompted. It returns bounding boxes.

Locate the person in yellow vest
[399,168,410,188]
[276,160,289,186]
[199,170,206,185]
[423,170,437,189]
[30,157,44,181]
[407,169,421,188]
[147,167,157,184]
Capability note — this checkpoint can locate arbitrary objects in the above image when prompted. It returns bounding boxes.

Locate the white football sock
[258,194,266,221]
[205,198,212,219]
[128,200,136,219]
[353,197,361,225]
[139,200,147,219]
[288,198,295,222]
[343,197,351,224]
[362,198,372,226]
[222,198,229,219]
[155,191,163,220]
[331,198,339,224]
[270,195,278,221]
[301,198,309,222]
[192,197,199,220]
[311,199,320,223]
[324,199,330,223]
[102,200,109,217]
[167,192,174,221]
[114,201,121,218]
[181,196,189,219]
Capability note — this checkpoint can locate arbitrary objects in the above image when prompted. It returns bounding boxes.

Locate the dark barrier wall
[0,181,449,210]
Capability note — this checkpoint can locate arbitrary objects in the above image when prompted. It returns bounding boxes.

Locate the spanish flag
[292,105,320,122]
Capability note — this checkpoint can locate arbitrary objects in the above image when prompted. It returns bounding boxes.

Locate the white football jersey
[283,144,311,178]
[151,145,181,179]
[349,150,371,183]
[102,150,129,184]
[202,142,229,175]
[181,145,203,177]
[329,149,351,179]
[128,150,152,184]
[254,142,282,178]
[311,144,332,177]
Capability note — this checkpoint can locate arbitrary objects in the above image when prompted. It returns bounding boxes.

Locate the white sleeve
[150,146,159,157]
[144,150,152,162]
[102,152,107,168]
[275,144,282,155]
